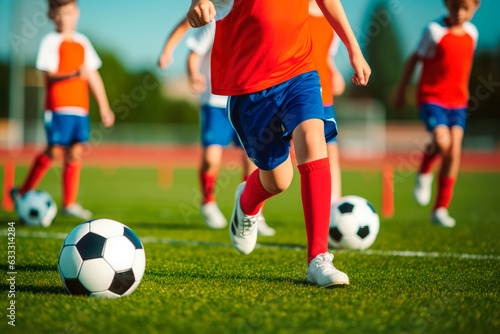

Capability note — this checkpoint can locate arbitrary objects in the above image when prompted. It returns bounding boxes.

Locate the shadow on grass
[1,283,67,295]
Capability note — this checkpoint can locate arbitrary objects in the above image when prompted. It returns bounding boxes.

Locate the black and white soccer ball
[328,195,380,250]
[18,190,57,227]
[58,219,146,298]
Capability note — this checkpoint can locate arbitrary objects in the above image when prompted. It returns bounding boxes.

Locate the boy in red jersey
[308,0,345,208]
[158,19,275,236]
[188,0,371,287]
[11,0,114,219]
[393,0,480,227]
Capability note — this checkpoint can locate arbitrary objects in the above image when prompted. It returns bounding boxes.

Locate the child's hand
[189,73,207,93]
[187,0,216,27]
[100,107,115,128]
[349,52,371,86]
[158,53,173,69]
[391,90,406,111]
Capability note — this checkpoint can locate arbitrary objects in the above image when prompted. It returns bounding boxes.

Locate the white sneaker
[200,202,227,229]
[257,214,275,236]
[431,207,456,227]
[62,203,92,220]
[307,252,349,287]
[413,173,434,206]
[229,182,259,255]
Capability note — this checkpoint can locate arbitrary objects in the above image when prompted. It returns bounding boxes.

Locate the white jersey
[186,21,227,108]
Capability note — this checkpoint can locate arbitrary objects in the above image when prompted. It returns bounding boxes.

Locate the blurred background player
[187,0,370,287]
[393,0,480,227]
[308,0,346,211]
[10,0,115,219]
[158,18,275,235]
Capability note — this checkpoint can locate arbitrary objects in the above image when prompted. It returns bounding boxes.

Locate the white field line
[3,229,500,261]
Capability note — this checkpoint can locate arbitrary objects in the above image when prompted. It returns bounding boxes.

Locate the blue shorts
[228,71,338,170]
[201,105,241,147]
[324,105,338,144]
[44,111,90,146]
[419,103,467,132]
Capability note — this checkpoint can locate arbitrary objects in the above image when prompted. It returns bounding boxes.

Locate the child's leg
[19,145,64,195]
[419,141,440,174]
[240,156,293,215]
[327,143,341,202]
[200,145,223,204]
[241,149,257,182]
[293,119,331,264]
[434,126,463,210]
[63,143,84,208]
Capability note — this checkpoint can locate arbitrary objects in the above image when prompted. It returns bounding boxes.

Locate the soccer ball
[328,195,380,250]
[58,219,146,298]
[18,190,57,227]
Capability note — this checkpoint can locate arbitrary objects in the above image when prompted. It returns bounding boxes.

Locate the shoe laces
[315,252,335,270]
[241,215,258,236]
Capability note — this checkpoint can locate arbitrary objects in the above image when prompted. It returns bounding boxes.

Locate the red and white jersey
[211,0,316,95]
[416,18,478,108]
[186,21,227,108]
[308,14,340,106]
[36,31,102,115]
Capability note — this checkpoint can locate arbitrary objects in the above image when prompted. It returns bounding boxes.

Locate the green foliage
[1,166,499,333]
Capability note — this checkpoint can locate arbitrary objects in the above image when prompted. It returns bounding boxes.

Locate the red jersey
[416,19,478,108]
[308,14,340,106]
[211,0,316,95]
[36,32,102,115]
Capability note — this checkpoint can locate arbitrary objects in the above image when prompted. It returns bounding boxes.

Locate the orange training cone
[381,164,394,218]
[2,160,15,212]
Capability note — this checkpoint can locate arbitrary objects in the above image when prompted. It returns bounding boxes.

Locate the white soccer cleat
[62,203,92,220]
[257,214,275,236]
[307,252,349,288]
[229,182,259,255]
[431,207,456,227]
[200,202,227,229]
[413,173,434,206]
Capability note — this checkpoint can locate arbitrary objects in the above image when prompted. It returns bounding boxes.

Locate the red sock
[63,162,82,207]
[240,169,274,215]
[200,171,217,204]
[434,175,456,210]
[419,151,439,174]
[298,158,331,264]
[20,153,52,195]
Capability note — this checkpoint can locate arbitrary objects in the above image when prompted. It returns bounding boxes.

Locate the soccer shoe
[229,182,259,255]
[62,203,92,220]
[9,187,22,210]
[307,252,349,287]
[413,173,434,206]
[431,207,456,227]
[257,214,276,237]
[200,202,227,229]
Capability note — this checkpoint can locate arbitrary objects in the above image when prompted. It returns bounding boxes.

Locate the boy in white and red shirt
[393,0,480,227]
[188,0,371,287]
[11,0,114,219]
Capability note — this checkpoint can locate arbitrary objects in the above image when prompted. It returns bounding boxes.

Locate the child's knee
[45,146,64,161]
[66,144,84,162]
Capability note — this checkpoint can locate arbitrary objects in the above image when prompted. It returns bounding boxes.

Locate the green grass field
[1,166,499,334]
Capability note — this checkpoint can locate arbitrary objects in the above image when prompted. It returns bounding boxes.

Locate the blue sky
[1,0,498,77]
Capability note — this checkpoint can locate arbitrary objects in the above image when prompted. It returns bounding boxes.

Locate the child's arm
[327,59,345,96]
[392,53,420,111]
[187,0,216,27]
[158,18,191,69]
[187,51,207,93]
[315,0,371,86]
[87,69,115,128]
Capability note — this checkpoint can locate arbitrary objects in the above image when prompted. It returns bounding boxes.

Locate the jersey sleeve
[81,35,102,70]
[36,33,61,73]
[464,22,479,50]
[416,26,434,58]
[186,22,215,56]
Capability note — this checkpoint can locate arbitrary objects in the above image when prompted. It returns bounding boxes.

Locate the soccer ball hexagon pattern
[329,195,380,250]
[58,219,146,298]
[18,190,57,227]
